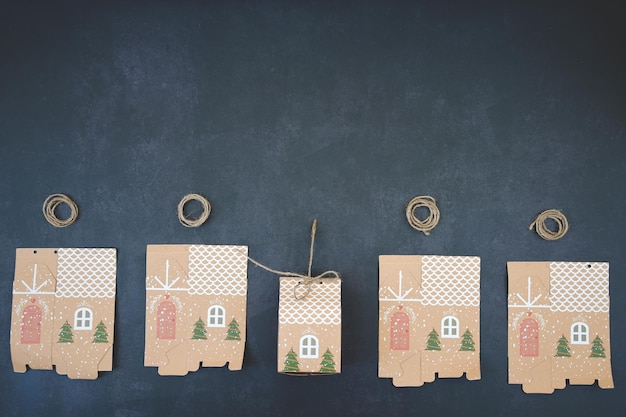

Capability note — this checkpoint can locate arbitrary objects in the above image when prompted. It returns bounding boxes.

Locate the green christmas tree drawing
[425,328,441,351]
[225,318,241,341]
[191,318,207,340]
[319,348,337,373]
[459,329,476,351]
[554,335,571,357]
[283,348,300,373]
[92,320,109,343]
[57,321,74,343]
[590,335,606,358]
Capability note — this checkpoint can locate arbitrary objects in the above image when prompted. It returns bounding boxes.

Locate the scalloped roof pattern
[187,245,248,296]
[56,248,116,298]
[549,262,609,313]
[278,277,341,325]
[420,255,480,306]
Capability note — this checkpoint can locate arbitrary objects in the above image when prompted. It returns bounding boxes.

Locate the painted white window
[571,322,589,344]
[300,335,319,358]
[74,308,93,330]
[441,316,459,338]
[207,305,226,327]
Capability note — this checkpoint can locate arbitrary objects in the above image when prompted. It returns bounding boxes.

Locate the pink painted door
[21,305,42,344]
[390,311,410,350]
[157,301,176,339]
[520,318,539,357]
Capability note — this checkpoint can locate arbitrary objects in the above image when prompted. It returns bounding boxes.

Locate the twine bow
[243,219,340,300]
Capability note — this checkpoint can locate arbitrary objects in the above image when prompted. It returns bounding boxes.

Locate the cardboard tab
[10,248,117,380]
[507,261,614,393]
[144,244,248,375]
[278,277,342,375]
[379,255,481,386]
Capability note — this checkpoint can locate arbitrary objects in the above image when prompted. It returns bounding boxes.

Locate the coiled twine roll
[530,209,568,240]
[406,195,440,235]
[177,193,211,227]
[42,193,78,227]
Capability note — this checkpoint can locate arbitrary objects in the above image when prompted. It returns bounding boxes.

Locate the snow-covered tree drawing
[425,328,441,351]
[283,348,300,372]
[191,318,207,340]
[92,321,109,343]
[459,329,476,352]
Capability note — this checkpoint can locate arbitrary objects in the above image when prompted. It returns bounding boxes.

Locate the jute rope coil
[406,195,440,235]
[242,219,340,300]
[529,209,569,240]
[42,194,78,227]
[177,193,211,227]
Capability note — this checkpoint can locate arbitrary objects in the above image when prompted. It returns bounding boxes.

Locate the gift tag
[277,276,342,375]
[507,261,614,393]
[10,248,117,379]
[144,244,248,375]
[379,255,481,386]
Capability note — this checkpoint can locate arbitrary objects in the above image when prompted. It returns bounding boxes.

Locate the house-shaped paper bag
[145,244,248,375]
[10,248,117,380]
[507,262,614,393]
[278,277,342,375]
[379,255,481,387]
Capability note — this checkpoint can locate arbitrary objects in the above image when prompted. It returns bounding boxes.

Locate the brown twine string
[177,193,211,228]
[529,209,569,240]
[42,193,78,227]
[406,195,440,235]
[241,219,340,300]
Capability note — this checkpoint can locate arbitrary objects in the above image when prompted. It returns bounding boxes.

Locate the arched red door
[390,311,410,350]
[21,305,42,344]
[520,318,539,357]
[157,301,176,339]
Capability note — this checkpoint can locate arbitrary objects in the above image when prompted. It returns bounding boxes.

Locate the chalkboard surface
[1,1,624,416]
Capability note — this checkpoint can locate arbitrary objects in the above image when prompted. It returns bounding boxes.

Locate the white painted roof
[187,245,248,296]
[420,255,480,307]
[55,248,116,298]
[278,277,341,325]
[550,262,609,313]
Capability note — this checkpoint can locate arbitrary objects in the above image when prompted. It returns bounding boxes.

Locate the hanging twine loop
[529,209,569,240]
[242,219,340,300]
[177,193,211,227]
[42,193,78,227]
[406,195,440,235]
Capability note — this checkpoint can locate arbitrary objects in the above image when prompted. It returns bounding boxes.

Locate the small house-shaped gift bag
[507,261,614,393]
[145,244,248,375]
[278,276,342,375]
[379,255,480,386]
[10,248,117,380]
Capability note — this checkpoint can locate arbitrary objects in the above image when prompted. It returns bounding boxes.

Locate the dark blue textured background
[1,1,624,416]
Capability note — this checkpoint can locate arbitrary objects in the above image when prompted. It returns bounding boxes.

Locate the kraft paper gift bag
[11,248,117,380]
[507,261,613,393]
[145,244,248,375]
[379,255,480,387]
[278,276,341,375]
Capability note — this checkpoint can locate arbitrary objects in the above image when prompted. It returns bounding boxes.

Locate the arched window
[571,322,589,345]
[21,305,42,344]
[74,308,93,330]
[157,301,176,339]
[441,316,459,338]
[207,305,226,327]
[390,311,410,350]
[520,318,539,357]
[300,335,319,358]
